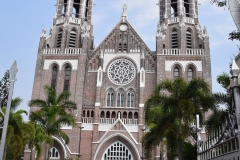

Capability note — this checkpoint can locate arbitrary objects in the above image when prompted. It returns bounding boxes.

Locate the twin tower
[25,0,211,159]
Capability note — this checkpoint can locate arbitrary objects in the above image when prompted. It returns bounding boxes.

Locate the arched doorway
[102,141,133,160]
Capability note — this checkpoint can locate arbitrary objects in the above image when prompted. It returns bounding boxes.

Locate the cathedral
[24,0,211,159]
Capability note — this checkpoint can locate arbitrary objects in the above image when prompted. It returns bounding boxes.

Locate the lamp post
[141,128,145,160]
[77,126,84,160]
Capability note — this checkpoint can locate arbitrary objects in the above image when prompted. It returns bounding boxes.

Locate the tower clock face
[120,24,128,31]
[108,59,136,85]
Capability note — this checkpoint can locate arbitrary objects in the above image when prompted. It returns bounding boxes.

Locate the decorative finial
[41,26,47,37]
[121,4,128,22]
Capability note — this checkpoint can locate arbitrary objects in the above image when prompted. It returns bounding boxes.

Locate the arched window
[127,89,134,107]
[184,0,190,17]
[188,68,193,82]
[171,0,178,17]
[85,0,89,21]
[64,66,71,91]
[72,0,80,18]
[186,29,192,48]
[117,89,124,107]
[51,65,58,90]
[56,29,63,48]
[103,141,133,160]
[174,67,180,78]
[172,29,178,48]
[69,30,77,48]
[50,147,60,158]
[107,89,114,107]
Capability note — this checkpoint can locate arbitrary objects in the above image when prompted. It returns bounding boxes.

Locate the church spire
[121,4,128,22]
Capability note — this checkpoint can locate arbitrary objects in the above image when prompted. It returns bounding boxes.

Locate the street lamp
[141,128,145,160]
[77,126,84,160]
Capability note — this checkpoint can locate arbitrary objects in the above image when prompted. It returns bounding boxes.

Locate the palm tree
[24,123,53,160]
[0,97,29,160]
[29,85,77,160]
[205,72,231,133]
[144,78,213,160]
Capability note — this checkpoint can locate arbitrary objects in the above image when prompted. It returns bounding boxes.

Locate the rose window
[108,59,136,85]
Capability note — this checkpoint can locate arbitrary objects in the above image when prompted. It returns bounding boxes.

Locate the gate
[197,60,240,160]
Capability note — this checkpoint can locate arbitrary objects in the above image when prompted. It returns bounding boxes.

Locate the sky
[0,0,239,120]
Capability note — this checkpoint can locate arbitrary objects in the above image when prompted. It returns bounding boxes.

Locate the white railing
[100,118,116,124]
[168,17,179,24]
[130,49,140,53]
[186,49,205,55]
[122,119,138,125]
[184,17,194,24]
[64,48,82,54]
[43,48,61,54]
[82,117,94,124]
[162,49,181,55]
[56,17,65,24]
[105,49,115,53]
[69,17,81,24]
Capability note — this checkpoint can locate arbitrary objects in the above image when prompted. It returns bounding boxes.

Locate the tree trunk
[178,122,183,160]
[30,148,33,160]
[159,141,163,160]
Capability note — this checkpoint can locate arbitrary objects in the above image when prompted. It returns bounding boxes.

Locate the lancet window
[172,29,178,48]
[64,65,71,91]
[56,29,63,48]
[62,0,68,17]
[69,30,77,48]
[51,65,58,90]
[50,147,60,158]
[174,67,180,78]
[107,89,114,107]
[186,29,192,48]
[127,89,134,107]
[188,68,193,82]
[117,89,124,107]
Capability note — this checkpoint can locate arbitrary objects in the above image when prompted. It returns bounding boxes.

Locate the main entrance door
[102,141,133,160]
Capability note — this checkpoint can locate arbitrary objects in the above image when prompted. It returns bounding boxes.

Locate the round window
[108,59,136,85]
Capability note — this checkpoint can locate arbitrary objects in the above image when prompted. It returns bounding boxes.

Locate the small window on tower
[85,0,89,21]
[172,29,178,48]
[184,0,190,17]
[64,65,71,91]
[171,0,178,17]
[186,29,192,48]
[72,0,80,18]
[51,65,58,90]
[62,0,68,17]
[124,43,127,52]
[56,29,63,48]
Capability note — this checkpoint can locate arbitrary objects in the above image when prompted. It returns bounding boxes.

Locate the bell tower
[156,0,212,88]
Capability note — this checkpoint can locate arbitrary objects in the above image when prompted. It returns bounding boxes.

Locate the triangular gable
[93,19,154,59]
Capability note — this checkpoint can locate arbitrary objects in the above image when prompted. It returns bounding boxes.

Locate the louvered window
[56,29,63,48]
[186,30,192,48]
[69,30,77,48]
[172,30,178,48]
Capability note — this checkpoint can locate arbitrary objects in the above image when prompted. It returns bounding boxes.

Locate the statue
[123,4,127,13]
